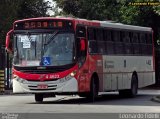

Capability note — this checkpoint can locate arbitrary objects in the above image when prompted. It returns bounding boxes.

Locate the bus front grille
[29,88,56,91]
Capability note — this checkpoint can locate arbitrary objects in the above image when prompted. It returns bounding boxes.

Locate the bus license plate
[37,84,48,89]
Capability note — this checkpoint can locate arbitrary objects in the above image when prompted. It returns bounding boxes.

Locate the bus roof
[99,21,152,32]
[14,17,152,32]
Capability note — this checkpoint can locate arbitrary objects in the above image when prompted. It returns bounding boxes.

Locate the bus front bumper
[12,76,78,93]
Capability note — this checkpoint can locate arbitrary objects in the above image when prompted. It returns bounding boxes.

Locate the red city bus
[6,17,155,102]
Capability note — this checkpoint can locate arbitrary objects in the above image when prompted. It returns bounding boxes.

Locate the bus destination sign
[14,20,73,30]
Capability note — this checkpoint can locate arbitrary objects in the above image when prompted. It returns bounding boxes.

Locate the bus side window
[123,32,131,43]
[140,33,147,55]
[97,28,105,54]
[76,25,87,61]
[140,33,146,43]
[96,28,103,41]
[76,25,86,38]
[114,30,124,55]
[123,31,133,55]
[88,28,98,54]
[146,33,152,55]
[132,32,140,55]
[113,30,120,42]
[105,29,114,54]
[88,27,94,40]
[147,33,152,44]
[105,29,112,41]
[132,32,139,43]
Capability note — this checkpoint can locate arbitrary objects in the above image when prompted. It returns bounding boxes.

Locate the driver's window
[76,25,86,38]
[76,25,86,66]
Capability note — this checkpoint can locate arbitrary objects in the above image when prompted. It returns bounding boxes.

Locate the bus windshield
[13,32,76,67]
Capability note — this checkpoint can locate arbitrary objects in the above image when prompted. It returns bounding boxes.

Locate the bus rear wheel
[129,74,138,97]
[35,94,43,102]
[119,74,138,98]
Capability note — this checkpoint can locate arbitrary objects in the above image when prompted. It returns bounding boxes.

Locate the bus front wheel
[35,94,43,102]
[79,76,99,101]
[89,76,99,102]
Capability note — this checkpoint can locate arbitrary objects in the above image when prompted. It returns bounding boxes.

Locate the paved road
[0,89,160,113]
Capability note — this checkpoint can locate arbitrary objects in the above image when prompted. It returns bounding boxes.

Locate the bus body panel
[13,64,79,93]
[13,77,78,93]
[88,55,103,92]
[13,64,78,80]
[103,55,155,91]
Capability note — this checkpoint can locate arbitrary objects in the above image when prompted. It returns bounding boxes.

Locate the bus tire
[119,74,138,98]
[35,94,43,102]
[89,76,99,102]
[128,74,138,97]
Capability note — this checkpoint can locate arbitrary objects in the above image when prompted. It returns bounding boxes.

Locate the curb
[151,96,160,103]
[0,90,33,95]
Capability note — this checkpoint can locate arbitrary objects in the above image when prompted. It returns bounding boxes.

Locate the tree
[0,0,19,44]
[0,0,51,44]
[53,0,121,20]
[17,0,51,19]
[53,0,160,26]
[153,6,160,16]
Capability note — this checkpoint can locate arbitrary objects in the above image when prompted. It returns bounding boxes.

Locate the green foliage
[17,0,51,19]
[0,0,19,44]
[53,0,160,26]
[118,5,156,27]
[53,0,160,45]
[53,0,121,20]
[153,6,160,15]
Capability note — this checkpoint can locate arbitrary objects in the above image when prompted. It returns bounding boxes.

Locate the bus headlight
[59,71,77,83]
[65,70,77,81]
[16,77,28,84]
[70,70,77,77]
[13,74,18,79]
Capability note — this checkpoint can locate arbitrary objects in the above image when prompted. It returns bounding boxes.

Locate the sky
[45,0,55,16]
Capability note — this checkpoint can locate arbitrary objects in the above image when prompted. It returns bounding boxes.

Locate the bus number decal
[146,60,151,65]
[48,74,60,79]
[104,60,114,69]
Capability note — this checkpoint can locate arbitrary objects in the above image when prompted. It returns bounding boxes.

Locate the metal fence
[0,70,4,92]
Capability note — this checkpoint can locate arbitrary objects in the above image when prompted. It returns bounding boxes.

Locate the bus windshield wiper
[44,31,59,46]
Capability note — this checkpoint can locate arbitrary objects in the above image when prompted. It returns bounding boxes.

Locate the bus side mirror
[80,38,86,51]
[6,29,13,53]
